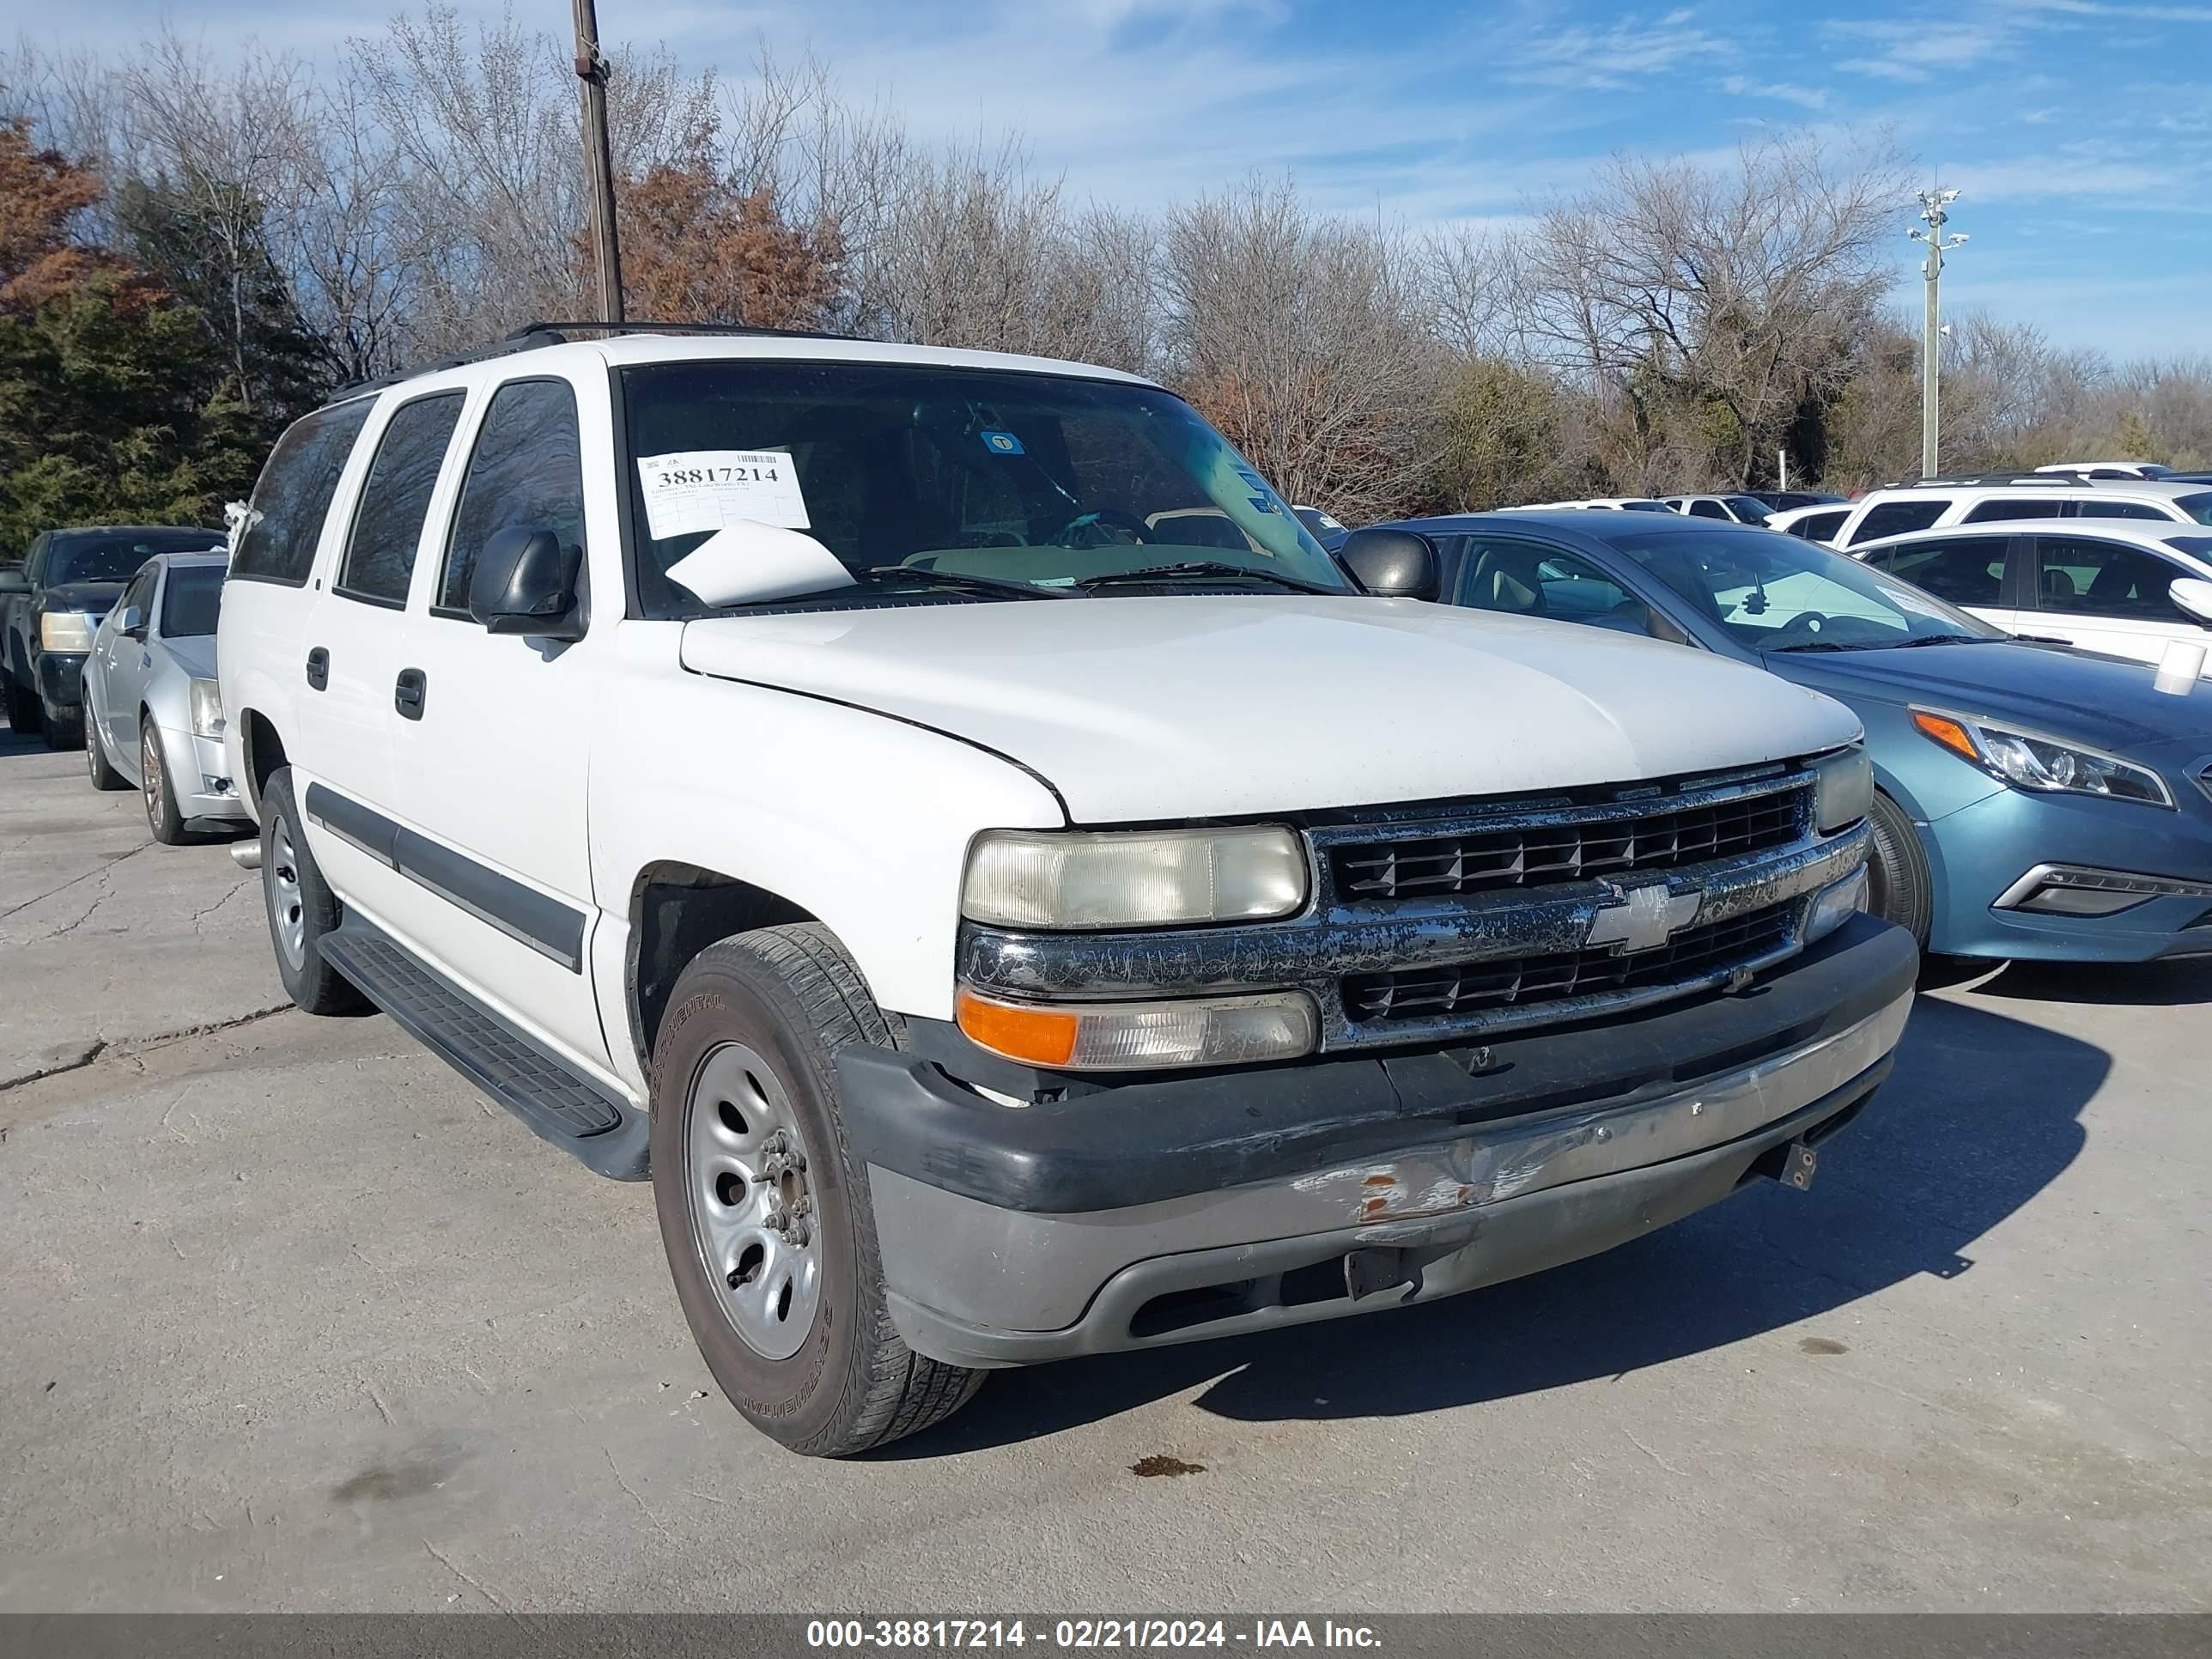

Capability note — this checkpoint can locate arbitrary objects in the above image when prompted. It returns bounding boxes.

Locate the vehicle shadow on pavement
[881,994,2104,1456]
[1971,955,2212,1007]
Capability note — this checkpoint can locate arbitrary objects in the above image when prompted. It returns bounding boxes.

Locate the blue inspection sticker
[981,430,1025,455]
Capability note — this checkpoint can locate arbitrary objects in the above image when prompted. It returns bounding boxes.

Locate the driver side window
[118,568,156,634]
[1457,540,1658,636]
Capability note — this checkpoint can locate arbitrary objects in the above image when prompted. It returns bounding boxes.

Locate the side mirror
[469,526,582,639]
[118,605,147,639]
[2170,576,2212,626]
[1337,527,1439,601]
[0,565,27,595]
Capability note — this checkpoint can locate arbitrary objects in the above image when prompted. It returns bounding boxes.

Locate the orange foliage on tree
[611,163,845,331]
[0,118,147,315]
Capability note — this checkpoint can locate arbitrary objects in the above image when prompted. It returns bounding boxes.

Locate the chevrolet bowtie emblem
[1586,884,1702,953]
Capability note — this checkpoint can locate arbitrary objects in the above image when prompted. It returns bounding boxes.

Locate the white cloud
[1721,74,1830,109]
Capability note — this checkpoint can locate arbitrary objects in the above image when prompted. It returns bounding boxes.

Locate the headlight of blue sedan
[1911,709,2173,809]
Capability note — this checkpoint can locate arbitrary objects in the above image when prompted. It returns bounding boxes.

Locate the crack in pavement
[0,842,155,924]
[0,1004,292,1097]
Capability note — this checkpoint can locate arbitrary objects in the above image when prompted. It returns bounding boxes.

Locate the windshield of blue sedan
[1614,531,2004,651]
[618,361,1348,615]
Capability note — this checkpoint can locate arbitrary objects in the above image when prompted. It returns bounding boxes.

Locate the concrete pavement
[1,721,2206,1612]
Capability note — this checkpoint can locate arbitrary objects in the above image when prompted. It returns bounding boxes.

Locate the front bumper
[158,723,250,826]
[840,911,1917,1367]
[1924,786,2212,962]
[36,651,87,708]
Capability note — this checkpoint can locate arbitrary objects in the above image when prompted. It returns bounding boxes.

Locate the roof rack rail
[1881,473,2077,489]
[331,318,855,401]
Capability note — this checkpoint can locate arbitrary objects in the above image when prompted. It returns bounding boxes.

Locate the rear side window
[338,392,465,606]
[439,380,586,616]
[1845,500,1948,545]
[230,400,374,586]
[1870,538,2008,606]
[2077,499,2174,522]
[1787,509,1847,542]
[1686,498,1729,520]
[2034,537,2191,620]
[1961,497,2063,524]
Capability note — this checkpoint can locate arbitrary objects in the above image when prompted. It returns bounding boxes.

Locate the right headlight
[40,611,99,653]
[961,826,1310,930]
[1811,744,1873,832]
[1911,710,2173,809]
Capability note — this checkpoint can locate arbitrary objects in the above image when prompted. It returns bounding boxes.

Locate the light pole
[1908,186,1966,478]
[573,0,624,325]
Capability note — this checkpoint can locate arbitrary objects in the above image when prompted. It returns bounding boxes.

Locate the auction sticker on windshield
[638,449,811,538]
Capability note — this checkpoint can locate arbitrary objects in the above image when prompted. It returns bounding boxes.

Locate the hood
[40,580,125,611]
[681,595,1861,821]
[1765,640,2212,758]
[161,635,217,679]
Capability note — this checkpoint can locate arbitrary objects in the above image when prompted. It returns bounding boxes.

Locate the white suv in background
[1806,477,2212,550]
[1851,518,2212,678]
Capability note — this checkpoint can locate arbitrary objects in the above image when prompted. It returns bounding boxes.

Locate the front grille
[1328,782,1808,902]
[1343,902,1801,1024]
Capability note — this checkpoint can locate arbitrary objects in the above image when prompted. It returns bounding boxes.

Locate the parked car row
[21,325,2209,1464]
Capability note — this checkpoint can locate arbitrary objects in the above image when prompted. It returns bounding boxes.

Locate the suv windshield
[1614,530,2003,652]
[52,528,218,586]
[160,564,225,637]
[618,361,1350,615]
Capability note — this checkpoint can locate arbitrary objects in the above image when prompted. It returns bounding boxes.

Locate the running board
[320,916,649,1181]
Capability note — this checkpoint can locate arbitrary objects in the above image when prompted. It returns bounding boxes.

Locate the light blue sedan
[1348,511,2212,964]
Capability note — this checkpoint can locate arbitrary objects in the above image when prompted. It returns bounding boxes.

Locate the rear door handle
[305,647,329,691]
[394,667,426,720]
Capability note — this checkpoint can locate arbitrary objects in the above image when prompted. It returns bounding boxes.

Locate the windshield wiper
[1073,560,1337,595]
[861,566,1073,600]
[1766,640,1859,653]
[1891,632,1996,647]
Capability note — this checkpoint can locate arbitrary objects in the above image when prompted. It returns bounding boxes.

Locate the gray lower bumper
[872,993,1910,1368]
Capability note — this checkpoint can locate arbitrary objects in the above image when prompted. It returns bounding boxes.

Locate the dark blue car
[1353,512,2212,963]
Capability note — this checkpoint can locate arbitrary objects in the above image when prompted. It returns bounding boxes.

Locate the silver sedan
[82,551,250,842]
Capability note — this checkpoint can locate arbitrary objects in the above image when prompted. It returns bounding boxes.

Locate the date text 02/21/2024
[804,1620,1383,1650]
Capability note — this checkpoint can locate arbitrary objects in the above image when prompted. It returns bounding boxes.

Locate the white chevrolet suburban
[218,325,1915,1456]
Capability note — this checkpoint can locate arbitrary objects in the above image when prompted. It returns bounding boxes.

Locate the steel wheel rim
[687,1042,823,1361]
[269,818,307,970]
[142,731,163,827]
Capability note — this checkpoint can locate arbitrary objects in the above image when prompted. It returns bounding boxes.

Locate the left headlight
[1812,744,1874,832]
[189,678,224,738]
[1911,710,2173,809]
[962,825,1310,930]
[40,611,98,653]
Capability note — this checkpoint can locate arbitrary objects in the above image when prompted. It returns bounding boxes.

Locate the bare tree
[1521,131,1910,487]
[1160,178,1437,522]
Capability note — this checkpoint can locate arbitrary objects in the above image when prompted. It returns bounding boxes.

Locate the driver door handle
[305,647,329,691]
[394,667,427,720]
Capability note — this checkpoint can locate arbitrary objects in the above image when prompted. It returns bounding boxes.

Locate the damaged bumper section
[837,910,1917,1368]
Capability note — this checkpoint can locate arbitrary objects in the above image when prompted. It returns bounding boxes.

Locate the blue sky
[11,0,2212,357]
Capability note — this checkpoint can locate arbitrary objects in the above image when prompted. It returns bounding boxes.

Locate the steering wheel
[1767,610,1832,641]
[1050,509,1152,549]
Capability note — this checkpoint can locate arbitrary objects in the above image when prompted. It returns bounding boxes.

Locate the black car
[1,526,222,748]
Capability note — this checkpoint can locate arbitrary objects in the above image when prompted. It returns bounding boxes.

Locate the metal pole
[573,0,623,325]
[1910,187,1964,480]
[1921,228,1941,478]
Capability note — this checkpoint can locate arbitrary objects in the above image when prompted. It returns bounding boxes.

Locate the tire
[40,692,82,750]
[141,716,190,843]
[83,705,129,791]
[1865,790,1933,951]
[4,672,39,732]
[649,923,983,1457]
[258,766,368,1015]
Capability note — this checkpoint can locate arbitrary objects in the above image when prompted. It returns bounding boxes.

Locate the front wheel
[1865,791,1932,950]
[649,924,982,1457]
[257,766,368,1015]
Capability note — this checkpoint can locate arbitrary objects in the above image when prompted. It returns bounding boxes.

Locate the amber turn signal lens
[955,987,1079,1066]
[1912,711,1978,762]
